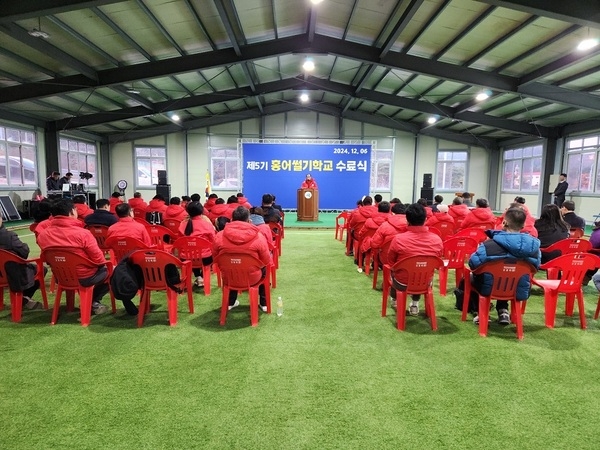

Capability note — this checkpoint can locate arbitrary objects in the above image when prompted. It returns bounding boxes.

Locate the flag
[205,171,211,199]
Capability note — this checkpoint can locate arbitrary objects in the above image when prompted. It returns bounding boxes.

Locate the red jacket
[109,197,123,214]
[387,225,443,284]
[301,179,318,189]
[208,203,233,222]
[212,221,271,284]
[37,216,107,279]
[426,213,455,228]
[358,212,389,252]
[460,207,496,229]
[128,197,148,210]
[448,204,470,222]
[107,217,152,246]
[163,204,187,221]
[203,198,217,212]
[349,205,378,232]
[371,215,408,250]
[146,199,167,213]
[237,196,252,209]
[178,216,217,258]
[75,203,93,219]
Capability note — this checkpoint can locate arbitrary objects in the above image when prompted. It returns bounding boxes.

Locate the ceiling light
[171,114,180,121]
[126,84,140,95]
[303,58,315,72]
[577,38,599,51]
[476,90,491,101]
[311,0,324,4]
[28,17,50,39]
[300,93,309,103]
[427,116,437,124]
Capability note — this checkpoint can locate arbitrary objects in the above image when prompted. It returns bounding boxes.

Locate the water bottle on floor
[277,296,283,317]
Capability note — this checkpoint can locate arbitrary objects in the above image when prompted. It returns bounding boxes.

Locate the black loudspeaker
[423,173,432,188]
[21,200,39,219]
[88,192,97,209]
[420,188,434,205]
[157,170,167,185]
[156,184,171,200]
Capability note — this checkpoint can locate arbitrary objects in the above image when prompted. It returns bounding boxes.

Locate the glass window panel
[60,139,69,150]
[6,128,20,142]
[78,142,87,153]
[7,144,21,184]
[137,159,152,186]
[567,153,582,191]
[522,147,532,158]
[68,140,77,152]
[513,148,522,159]
[568,139,582,149]
[0,143,7,185]
[521,158,534,190]
[504,150,513,160]
[533,145,543,157]
[21,146,37,185]
[151,148,165,157]
[0,127,4,141]
[374,162,391,190]
[584,137,598,147]
[21,131,35,145]
[502,160,515,190]
[68,152,79,171]
[87,144,96,154]
[580,152,595,192]
[136,147,151,157]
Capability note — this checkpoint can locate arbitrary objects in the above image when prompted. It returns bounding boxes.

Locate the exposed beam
[475,0,600,28]
[0,108,47,127]
[519,47,600,85]
[518,83,600,111]
[0,0,123,22]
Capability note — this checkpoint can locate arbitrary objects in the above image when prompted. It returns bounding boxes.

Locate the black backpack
[110,256,143,301]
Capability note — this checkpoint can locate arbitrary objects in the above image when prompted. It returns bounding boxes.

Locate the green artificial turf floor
[1,228,600,449]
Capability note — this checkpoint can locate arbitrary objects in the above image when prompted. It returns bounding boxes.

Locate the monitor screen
[62,184,70,192]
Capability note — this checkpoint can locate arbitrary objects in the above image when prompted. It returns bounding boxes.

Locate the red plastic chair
[429,221,455,241]
[162,218,182,237]
[0,250,48,322]
[335,211,349,241]
[428,226,442,238]
[371,237,394,290]
[41,248,115,327]
[268,222,283,257]
[381,255,445,331]
[438,236,479,296]
[356,228,377,274]
[454,227,488,244]
[146,224,178,251]
[464,259,537,339]
[533,253,600,330]
[171,236,214,296]
[569,228,584,238]
[133,207,147,221]
[105,236,149,263]
[29,222,39,236]
[128,250,193,327]
[85,224,111,252]
[540,238,591,278]
[214,253,271,327]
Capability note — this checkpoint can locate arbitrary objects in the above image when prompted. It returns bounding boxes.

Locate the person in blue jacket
[469,207,541,325]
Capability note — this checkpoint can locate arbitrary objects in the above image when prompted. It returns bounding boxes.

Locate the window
[436,151,467,190]
[135,146,166,187]
[211,147,240,190]
[60,137,98,187]
[0,126,38,187]
[370,149,393,191]
[566,135,599,192]
[501,145,542,192]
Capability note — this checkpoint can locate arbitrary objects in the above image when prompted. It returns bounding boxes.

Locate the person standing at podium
[301,173,318,189]
[46,172,60,192]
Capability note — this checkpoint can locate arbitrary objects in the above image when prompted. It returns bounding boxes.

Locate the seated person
[146,194,168,214]
[371,202,408,251]
[73,195,93,219]
[425,204,455,228]
[448,197,469,224]
[203,193,218,212]
[431,195,444,213]
[462,192,474,208]
[178,202,216,287]
[560,200,586,232]
[180,195,191,210]
[261,193,282,224]
[416,198,433,219]
[32,188,45,202]
[163,197,188,222]
[128,192,148,210]
[37,199,111,315]
[84,199,118,227]
[0,214,44,310]
[107,203,152,246]
[109,192,123,214]
[534,204,570,264]
[357,201,391,264]
[208,198,233,224]
[459,198,495,230]
[236,193,252,209]
[498,202,538,238]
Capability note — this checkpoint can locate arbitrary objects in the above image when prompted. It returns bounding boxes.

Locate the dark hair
[374,194,383,203]
[215,216,230,231]
[560,173,567,177]
[65,172,73,177]
[391,203,405,214]
[504,207,526,230]
[378,201,391,213]
[73,195,86,204]
[534,204,568,233]
[115,203,131,218]
[251,206,264,215]
[34,199,53,222]
[96,198,110,209]
[215,198,225,205]
[190,193,201,202]
[236,193,244,197]
[390,198,401,205]
[262,193,274,205]
[452,197,463,205]
[111,192,120,198]
[134,192,142,198]
[362,196,373,206]
[153,194,165,201]
[462,192,471,199]
[208,193,218,200]
[184,202,204,235]
[514,196,526,204]
[51,171,60,177]
[405,203,427,226]
[434,195,443,203]
[52,199,75,217]
[475,198,489,208]
[232,206,250,222]
[170,196,181,205]
[227,195,238,204]
[562,200,575,211]
[181,195,191,202]
[417,198,428,207]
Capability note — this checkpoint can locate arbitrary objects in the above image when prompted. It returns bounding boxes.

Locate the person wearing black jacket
[0,215,44,310]
[553,173,568,207]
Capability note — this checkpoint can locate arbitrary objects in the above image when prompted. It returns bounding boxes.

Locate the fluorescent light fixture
[577,38,599,51]
[171,114,180,121]
[311,0,324,4]
[299,93,309,103]
[476,90,491,101]
[427,116,437,124]
[303,58,315,72]
[28,28,50,39]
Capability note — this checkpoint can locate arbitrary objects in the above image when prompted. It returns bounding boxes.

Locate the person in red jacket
[386,203,443,315]
[459,198,496,230]
[203,193,218,213]
[448,197,470,226]
[37,198,111,315]
[178,202,217,287]
[417,198,433,219]
[107,203,152,246]
[128,192,148,210]
[109,192,123,214]
[236,192,252,209]
[146,194,168,214]
[208,198,233,224]
[212,206,271,311]
[300,173,318,189]
[73,195,93,219]
[357,201,391,261]
[371,202,408,251]
[495,202,538,238]
[181,195,191,210]
[426,204,455,228]
[163,197,188,222]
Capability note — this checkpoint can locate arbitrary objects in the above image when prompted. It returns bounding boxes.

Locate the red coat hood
[222,220,261,246]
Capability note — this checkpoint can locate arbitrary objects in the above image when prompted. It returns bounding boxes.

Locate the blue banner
[242,142,371,210]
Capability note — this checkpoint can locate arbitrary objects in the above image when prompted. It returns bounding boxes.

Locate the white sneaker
[409,304,419,316]
[228,300,240,311]
[259,304,267,312]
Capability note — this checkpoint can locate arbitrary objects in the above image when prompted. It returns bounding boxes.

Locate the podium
[297,188,319,221]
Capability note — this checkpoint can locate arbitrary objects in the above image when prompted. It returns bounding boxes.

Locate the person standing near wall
[553,173,568,207]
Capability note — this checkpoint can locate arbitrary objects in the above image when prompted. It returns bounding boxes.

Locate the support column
[44,126,60,175]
